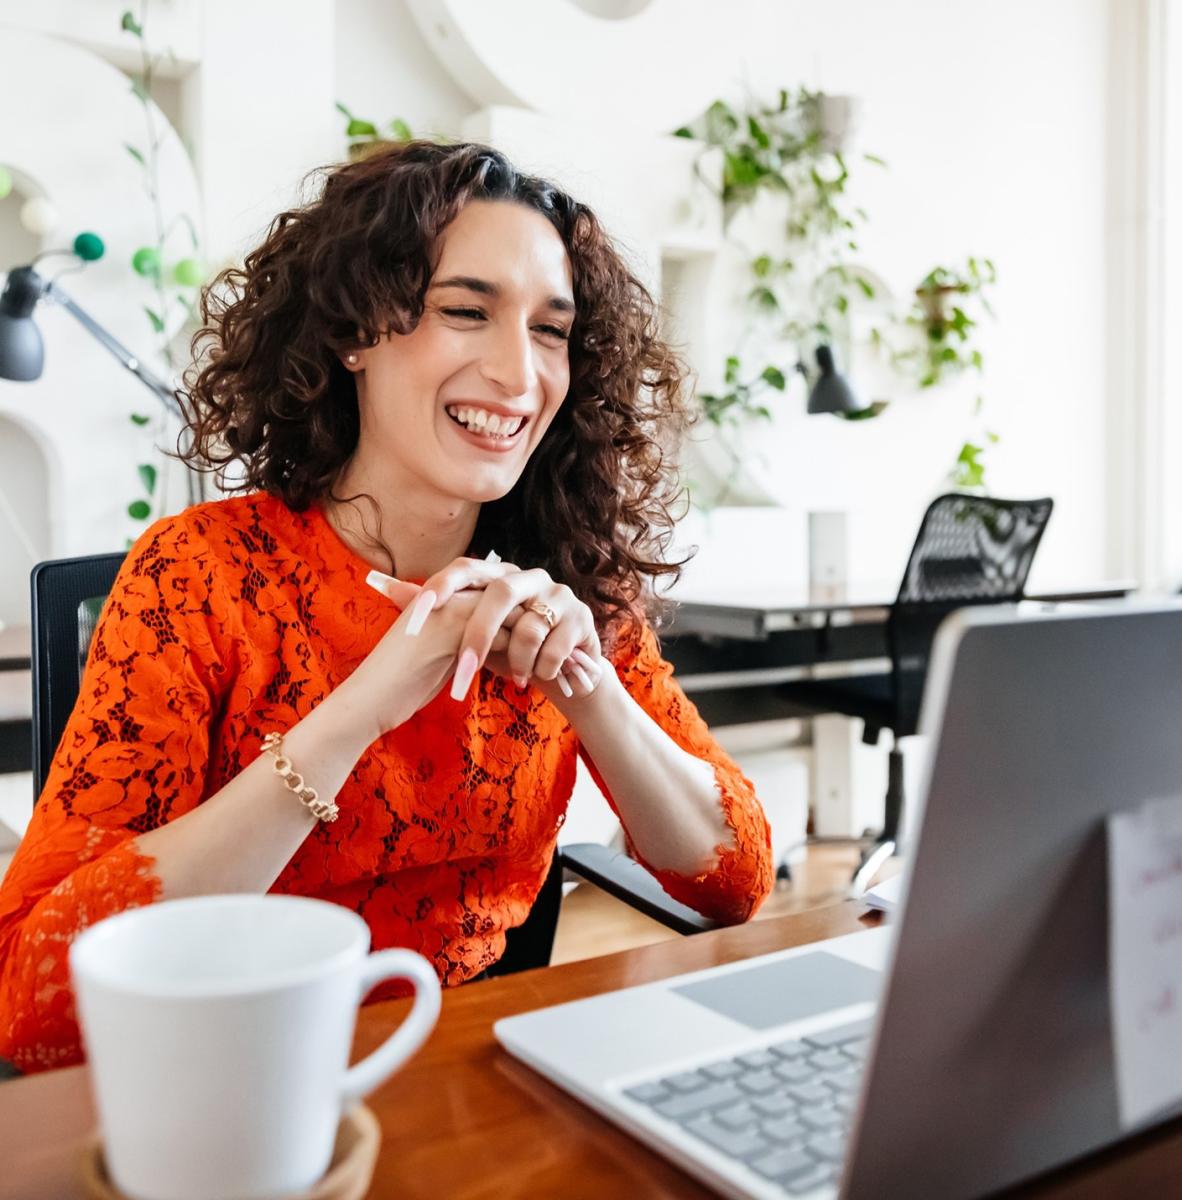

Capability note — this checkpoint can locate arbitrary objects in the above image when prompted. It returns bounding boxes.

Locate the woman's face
[346,199,575,504]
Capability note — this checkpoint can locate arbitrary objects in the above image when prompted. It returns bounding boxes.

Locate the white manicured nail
[404,589,437,636]
[365,569,395,595]
[485,549,501,564]
[570,664,596,692]
[555,672,573,698]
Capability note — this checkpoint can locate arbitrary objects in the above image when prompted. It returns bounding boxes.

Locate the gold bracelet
[260,732,339,823]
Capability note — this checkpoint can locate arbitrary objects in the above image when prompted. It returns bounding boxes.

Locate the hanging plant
[675,87,1001,495]
[120,4,205,530]
[336,102,413,161]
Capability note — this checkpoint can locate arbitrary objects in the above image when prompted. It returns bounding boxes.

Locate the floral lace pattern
[0,493,772,1073]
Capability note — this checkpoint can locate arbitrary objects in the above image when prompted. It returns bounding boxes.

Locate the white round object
[19,195,58,235]
[405,0,737,133]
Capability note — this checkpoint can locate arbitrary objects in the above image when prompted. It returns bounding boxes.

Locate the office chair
[29,553,715,983]
[779,494,1054,895]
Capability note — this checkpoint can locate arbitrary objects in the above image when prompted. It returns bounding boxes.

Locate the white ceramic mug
[70,894,442,1200]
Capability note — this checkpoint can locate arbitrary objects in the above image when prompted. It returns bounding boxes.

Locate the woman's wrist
[552,656,625,731]
[306,677,392,760]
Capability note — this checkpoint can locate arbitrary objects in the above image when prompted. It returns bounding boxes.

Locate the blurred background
[0,0,1178,947]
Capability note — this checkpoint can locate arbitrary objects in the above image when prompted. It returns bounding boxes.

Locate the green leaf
[749,285,779,311]
[334,100,354,118]
[125,143,146,166]
[138,463,158,495]
[129,413,151,427]
[751,254,772,278]
[120,10,143,36]
[761,366,787,390]
[673,126,694,139]
[143,305,164,333]
[127,499,151,520]
[346,118,378,138]
[390,118,413,141]
[724,355,740,384]
[747,115,770,148]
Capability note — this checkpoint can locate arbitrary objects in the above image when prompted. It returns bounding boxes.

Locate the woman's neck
[327,451,479,581]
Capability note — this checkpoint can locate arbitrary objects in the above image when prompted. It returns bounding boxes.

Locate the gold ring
[525,600,559,630]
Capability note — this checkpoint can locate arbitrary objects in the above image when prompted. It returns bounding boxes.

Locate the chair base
[849,838,897,899]
[848,741,906,896]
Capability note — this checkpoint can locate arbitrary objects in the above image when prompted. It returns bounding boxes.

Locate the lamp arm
[45,280,183,419]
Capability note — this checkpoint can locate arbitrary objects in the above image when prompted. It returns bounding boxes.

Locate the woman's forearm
[135,680,383,899]
[565,668,734,876]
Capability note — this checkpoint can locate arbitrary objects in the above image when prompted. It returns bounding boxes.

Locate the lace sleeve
[578,619,774,925]
[0,517,227,1072]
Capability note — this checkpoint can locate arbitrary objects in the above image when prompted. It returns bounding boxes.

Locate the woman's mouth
[444,404,530,450]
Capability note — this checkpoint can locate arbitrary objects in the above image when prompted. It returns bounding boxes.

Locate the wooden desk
[3,901,1181,1199]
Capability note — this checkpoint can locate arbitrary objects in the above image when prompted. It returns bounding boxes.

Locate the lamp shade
[806,344,863,415]
[0,266,45,381]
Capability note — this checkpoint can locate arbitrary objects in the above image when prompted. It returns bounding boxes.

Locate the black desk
[662,581,1137,726]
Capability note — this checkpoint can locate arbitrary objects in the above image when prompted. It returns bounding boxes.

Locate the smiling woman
[0,141,773,1074]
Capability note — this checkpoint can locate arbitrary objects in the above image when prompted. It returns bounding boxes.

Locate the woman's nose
[480,321,538,397]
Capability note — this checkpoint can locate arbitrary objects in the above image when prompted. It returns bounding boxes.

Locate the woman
[0,141,773,1073]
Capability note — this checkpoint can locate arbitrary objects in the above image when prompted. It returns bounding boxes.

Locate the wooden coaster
[79,1102,381,1200]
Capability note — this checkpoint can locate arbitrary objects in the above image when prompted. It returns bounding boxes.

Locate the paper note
[1108,793,1182,1127]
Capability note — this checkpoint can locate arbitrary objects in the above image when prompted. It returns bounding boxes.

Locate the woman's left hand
[367,561,608,706]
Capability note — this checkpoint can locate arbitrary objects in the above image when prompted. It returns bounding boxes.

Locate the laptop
[496,600,1182,1198]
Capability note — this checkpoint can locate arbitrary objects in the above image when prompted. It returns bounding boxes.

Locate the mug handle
[339,948,442,1106]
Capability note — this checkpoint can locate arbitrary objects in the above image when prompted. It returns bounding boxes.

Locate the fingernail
[405,589,437,636]
[365,569,394,595]
[572,647,597,668]
[555,672,573,698]
[571,664,595,692]
[450,648,479,701]
[485,549,501,564]
[513,675,528,689]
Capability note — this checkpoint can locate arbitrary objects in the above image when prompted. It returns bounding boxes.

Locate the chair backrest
[30,552,126,800]
[889,494,1054,734]
[29,549,558,974]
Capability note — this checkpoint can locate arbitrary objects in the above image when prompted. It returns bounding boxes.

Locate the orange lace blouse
[0,492,773,1073]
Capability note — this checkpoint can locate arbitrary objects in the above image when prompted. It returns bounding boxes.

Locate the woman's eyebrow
[430,275,576,315]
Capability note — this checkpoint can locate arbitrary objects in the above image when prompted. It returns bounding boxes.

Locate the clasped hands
[366,551,608,706]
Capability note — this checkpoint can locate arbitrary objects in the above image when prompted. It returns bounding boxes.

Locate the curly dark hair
[180,140,693,643]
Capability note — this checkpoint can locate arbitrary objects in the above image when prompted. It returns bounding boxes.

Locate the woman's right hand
[345,560,516,736]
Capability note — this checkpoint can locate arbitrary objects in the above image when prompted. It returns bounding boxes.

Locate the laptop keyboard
[621,1016,872,1195]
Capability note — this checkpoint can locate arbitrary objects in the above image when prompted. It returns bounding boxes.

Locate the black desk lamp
[0,233,182,418]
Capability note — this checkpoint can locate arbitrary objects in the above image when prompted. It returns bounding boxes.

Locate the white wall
[336,0,1112,594]
[0,1,336,623]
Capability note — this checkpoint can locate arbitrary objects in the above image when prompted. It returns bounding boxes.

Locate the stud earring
[345,353,359,366]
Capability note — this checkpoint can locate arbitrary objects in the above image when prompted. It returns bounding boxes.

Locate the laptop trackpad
[672,951,882,1030]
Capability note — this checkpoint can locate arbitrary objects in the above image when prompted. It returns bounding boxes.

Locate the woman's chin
[439,467,521,505]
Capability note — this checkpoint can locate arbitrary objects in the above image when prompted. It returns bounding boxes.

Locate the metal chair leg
[848,742,905,898]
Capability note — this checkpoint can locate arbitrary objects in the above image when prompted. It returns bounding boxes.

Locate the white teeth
[445,405,526,439]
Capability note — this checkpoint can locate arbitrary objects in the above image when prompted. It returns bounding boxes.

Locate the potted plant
[335,103,413,161]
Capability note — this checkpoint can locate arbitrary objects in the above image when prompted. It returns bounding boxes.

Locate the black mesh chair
[29,553,715,983]
[779,494,1054,893]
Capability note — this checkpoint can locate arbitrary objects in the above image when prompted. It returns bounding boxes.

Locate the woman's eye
[536,325,570,342]
[442,307,484,321]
